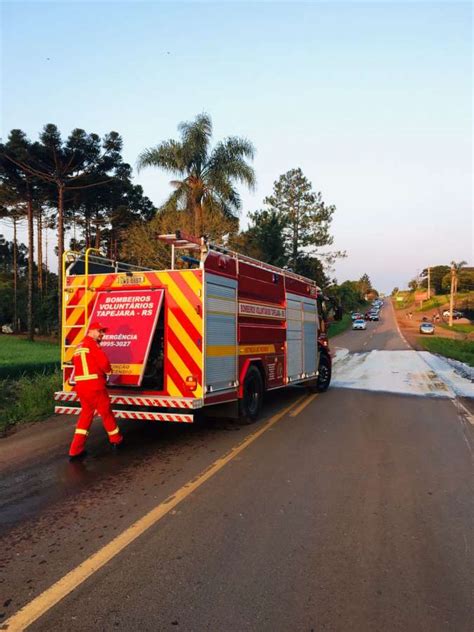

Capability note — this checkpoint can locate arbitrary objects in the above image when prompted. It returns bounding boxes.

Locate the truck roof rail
[157,231,316,286]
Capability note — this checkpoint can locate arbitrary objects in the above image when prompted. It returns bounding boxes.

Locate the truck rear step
[54,406,194,423]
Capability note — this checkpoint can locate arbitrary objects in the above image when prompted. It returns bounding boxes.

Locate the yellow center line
[289,392,318,417]
[4,393,309,631]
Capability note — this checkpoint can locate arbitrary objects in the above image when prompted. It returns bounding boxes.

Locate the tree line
[0,125,154,337]
[394,263,473,296]
[1,113,369,339]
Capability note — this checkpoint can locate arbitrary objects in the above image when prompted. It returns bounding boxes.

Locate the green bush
[0,370,62,435]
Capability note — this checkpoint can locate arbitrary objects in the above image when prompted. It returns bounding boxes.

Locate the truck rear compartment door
[204,274,238,393]
[88,288,165,386]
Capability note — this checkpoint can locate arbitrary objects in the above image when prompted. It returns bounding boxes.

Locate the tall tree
[72,163,155,254]
[263,168,337,274]
[236,209,287,267]
[0,131,38,339]
[293,255,329,287]
[333,280,366,311]
[451,260,467,296]
[137,113,256,235]
[358,273,372,297]
[122,203,239,270]
[2,125,125,322]
[419,265,450,294]
[0,233,28,330]
[447,260,467,326]
[36,206,43,294]
[0,186,25,331]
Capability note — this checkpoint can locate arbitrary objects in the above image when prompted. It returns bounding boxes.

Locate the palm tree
[448,260,468,326]
[451,260,467,296]
[137,113,256,236]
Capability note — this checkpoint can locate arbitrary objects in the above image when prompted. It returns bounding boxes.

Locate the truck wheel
[316,353,331,392]
[239,366,264,424]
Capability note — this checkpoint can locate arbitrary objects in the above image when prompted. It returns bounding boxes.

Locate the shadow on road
[0,386,304,536]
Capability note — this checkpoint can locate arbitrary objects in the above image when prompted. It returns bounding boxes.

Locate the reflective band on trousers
[108,427,120,436]
[75,428,89,436]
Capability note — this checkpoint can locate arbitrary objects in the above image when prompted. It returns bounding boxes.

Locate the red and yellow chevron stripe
[62,270,203,399]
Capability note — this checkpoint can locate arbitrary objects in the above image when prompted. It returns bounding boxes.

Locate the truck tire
[316,353,331,392]
[239,365,264,424]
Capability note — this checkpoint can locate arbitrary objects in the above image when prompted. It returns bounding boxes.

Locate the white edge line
[391,302,474,414]
[391,301,411,349]
[451,398,474,426]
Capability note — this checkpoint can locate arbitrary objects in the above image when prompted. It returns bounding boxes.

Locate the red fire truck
[55,233,337,424]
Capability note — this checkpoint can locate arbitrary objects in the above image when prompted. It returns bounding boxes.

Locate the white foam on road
[332,349,474,399]
[418,352,474,398]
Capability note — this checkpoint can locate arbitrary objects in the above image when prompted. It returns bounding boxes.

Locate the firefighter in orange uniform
[69,322,123,460]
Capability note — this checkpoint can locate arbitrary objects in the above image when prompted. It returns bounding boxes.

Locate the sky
[1,0,472,293]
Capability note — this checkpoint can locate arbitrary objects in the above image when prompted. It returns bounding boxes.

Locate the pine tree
[263,168,336,272]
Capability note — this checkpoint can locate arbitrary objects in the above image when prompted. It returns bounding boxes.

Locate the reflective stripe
[73,347,89,355]
[79,348,89,377]
[75,428,89,436]
[75,374,99,381]
[75,347,96,381]
[108,427,120,436]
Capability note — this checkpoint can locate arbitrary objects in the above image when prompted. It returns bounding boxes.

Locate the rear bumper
[54,405,194,423]
[54,391,202,408]
[54,391,201,423]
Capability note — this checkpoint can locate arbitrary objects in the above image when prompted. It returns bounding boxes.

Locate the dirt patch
[392,301,470,351]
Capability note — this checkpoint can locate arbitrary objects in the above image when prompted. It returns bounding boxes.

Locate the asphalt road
[332,303,410,352]
[1,303,473,631]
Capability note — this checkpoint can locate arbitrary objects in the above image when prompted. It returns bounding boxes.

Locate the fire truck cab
[55,234,335,424]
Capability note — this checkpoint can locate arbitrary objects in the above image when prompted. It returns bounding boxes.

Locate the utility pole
[448,264,455,327]
[427,266,431,300]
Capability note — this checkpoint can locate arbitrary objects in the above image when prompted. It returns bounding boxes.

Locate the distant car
[420,322,435,335]
[442,310,463,319]
[352,318,367,330]
[351,312,364,321]
[368,312,379,321]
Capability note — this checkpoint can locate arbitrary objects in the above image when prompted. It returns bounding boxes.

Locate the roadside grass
[328,314,352,338]
[0,370,62,435]
[328,302,371,338]
[0,336,60,379]
[439,322,474,335]
[419,337,474,367]
[417,291,474,313]
[417,295,447,312]
[394,293,415,310]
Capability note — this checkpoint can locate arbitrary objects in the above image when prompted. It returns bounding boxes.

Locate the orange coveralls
[69,335,123,456]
